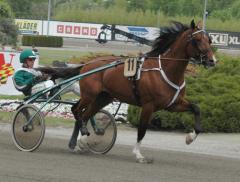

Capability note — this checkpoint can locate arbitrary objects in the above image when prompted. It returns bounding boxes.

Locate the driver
[13,49,80,96]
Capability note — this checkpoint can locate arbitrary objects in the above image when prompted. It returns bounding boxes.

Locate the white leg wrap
[133,142,144,159]
[78,135,88,150]
[186,130,198,145]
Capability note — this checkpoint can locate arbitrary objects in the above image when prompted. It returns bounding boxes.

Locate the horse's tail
[35,65,83,80]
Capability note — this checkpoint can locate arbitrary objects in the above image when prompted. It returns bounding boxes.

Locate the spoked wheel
[85,110,117,154]
[12,104,45,152]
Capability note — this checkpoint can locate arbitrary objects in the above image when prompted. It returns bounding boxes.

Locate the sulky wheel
[12,104,45,152]
[84,110,117,154]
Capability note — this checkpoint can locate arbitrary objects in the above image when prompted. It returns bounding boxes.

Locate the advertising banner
[45,21,103,39]
[14,19,240,49]
[15,19,43,35]
[0,50,39,95]
[115,25,159,42]
[209,30,240,49]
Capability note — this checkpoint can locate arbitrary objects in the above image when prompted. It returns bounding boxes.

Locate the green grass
[0,95,25,100]
[38,49,87,66]
[55,6,240,32]
[0,111,12,124]
[45,116,74,127]
[0,92,78,100]
[0,111,74,127]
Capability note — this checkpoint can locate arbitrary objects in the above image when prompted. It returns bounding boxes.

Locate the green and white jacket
[13,68,43,95]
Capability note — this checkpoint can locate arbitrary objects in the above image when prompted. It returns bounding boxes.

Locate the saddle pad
[124,58,137,77]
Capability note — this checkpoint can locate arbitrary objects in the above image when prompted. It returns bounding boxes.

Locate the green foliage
[128,56,240,133]
[0,0,17,45]
[231,1,240,18]
[127,105,141,127]
[6,0,48,19]
[0,18,18,45]
[22,35,63,47]
[211,9,232,22]
[52,0,240,32]
[0,0,12,18]
[4,0,240,31]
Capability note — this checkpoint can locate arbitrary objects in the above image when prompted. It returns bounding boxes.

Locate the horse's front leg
[168,99,203,145]
[133,103,154,163]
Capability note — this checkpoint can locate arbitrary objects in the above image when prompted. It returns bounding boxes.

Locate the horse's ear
[190,19,195,29]
[197,21,203,29]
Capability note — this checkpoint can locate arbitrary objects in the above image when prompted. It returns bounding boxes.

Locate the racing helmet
[20,49,37,63]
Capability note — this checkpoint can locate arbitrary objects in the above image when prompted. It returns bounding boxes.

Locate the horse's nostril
[209,60,216,66]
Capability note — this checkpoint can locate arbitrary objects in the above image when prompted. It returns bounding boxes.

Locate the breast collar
[142,55,185,107]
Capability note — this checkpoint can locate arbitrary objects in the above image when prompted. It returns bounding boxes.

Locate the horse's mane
[146,22,189,57]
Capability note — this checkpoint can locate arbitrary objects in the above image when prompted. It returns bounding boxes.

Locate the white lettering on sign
[82,27,89,35]
[57,25,64,33]
[90,28,97,36]
[57,24,97,36]
[65,26,72,34]
[209,33,228,46]
[74,26,81,34]
[229,36,240,45]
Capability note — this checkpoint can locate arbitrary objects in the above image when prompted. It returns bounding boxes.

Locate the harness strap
[142,55,185,107]
[192,29,205,36]
[132,78,141,105]
[131,57,145,105]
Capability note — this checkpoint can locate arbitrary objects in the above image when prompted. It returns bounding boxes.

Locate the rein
[146,56,189,62]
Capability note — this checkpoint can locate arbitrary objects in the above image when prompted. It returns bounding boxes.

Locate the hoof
[78,136,89,152]
[68,146,80,153]
[136,157,153,164]
[68,139,77,150]
[68,146,89,154]
[186,132,197,145]
[80,127,90,136]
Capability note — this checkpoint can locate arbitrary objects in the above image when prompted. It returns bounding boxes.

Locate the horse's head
[187,20,217,68]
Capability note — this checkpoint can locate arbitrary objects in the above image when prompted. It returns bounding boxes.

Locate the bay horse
[40,20,217,163]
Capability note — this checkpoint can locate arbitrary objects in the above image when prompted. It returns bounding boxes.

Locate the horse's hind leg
[168,99,203,145]
[69,99,89,150]
[69,92,113,151]
[133,103,154,163]
[71,92,113,151]
[80,92,113,132]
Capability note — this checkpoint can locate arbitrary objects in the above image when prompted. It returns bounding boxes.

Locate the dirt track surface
[0,124,240,182]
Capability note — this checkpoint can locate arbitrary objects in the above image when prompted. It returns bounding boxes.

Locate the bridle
[187,29,213,66]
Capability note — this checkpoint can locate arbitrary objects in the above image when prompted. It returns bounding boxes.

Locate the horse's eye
[209,38,212,44]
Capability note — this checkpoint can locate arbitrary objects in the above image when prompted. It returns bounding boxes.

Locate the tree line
[5,0,240,21]
[1,0,240,46]
[0,0,17,46]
